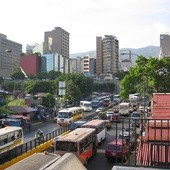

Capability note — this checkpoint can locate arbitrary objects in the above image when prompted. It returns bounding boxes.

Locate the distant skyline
[1,0,170,53]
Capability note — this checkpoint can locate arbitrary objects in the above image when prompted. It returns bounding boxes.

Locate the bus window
[54,128,97,165]
[81,120,106,144]
[57,107,83,126]
[0,126,23,153]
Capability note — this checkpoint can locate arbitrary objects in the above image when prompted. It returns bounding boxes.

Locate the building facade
[69,57,84,73]
[83,55,96,75]
[20,54,41,76]
[44,27,69,73]
[96,37,103,75]
[26,43,39,54]
[160,33,170,58]
[0,34,22,78]
[41,53,64,73]
[96,35,119,75]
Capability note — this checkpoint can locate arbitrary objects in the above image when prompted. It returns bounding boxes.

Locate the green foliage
[7,98,27,106]
[42,93,55,108]
[11,66,25,80]
[64,80,82,104]
[120,56,170,99]
[22,80,56,94]
[0,107,15,114]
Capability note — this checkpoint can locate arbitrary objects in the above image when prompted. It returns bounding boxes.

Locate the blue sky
[1,0,170,53]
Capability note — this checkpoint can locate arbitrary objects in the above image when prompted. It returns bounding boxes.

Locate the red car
[105,139,131,161]
[110,113,121,123]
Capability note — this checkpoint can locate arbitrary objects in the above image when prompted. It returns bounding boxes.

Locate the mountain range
[70,45,160,64]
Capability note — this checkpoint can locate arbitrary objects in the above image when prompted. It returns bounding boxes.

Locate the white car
[95,107,105,113]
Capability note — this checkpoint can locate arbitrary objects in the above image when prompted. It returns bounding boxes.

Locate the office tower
[96,35,119,75]
[0,34,22,78]
[160,33,170,58]
[44,27,69,73]
[41,53,64,73]
[96,37,103,75]
[26,43,39,54]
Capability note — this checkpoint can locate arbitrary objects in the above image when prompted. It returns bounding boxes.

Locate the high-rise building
[26,43,39,54]
[44,27,69,73]
[69,57,83,73]
[96,37,103,75]
[160,33,170,58]
[96,35,119,75]
[41,53,64,73]
[0,33,22,78]
[83,55,96,75]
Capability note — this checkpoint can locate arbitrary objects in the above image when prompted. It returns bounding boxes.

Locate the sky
[1,0,170,54]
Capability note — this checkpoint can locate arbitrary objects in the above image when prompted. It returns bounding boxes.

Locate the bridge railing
[0,126,69,165]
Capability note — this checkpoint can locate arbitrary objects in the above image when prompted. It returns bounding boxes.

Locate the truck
[129,93,140,110]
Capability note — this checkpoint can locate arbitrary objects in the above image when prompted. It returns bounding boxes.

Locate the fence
[0,125,69,165]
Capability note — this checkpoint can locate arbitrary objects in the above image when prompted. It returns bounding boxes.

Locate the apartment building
[0,33,22,78]
[44,27,69,73]
[96,35,119,75]
[160,33,170,58]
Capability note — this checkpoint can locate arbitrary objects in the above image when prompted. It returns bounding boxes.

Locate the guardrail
[0,126,69,165]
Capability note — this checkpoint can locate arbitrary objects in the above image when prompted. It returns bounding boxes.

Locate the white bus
[0,126,23,154]
[81,119,107,144]
[80,101,92,112]
[57,107,83,126]
[119,102,130,116]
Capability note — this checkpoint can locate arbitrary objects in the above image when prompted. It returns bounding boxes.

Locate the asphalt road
[24,111,97,143]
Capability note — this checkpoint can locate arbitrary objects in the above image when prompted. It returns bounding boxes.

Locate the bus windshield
[84,103,91,107]
[57,112,72,118]
[55,141,77,152]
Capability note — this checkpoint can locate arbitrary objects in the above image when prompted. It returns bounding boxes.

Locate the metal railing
[0,126,69,165]
[110,117,170,169]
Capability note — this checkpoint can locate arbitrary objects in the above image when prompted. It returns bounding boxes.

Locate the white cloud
[0,0,170,53]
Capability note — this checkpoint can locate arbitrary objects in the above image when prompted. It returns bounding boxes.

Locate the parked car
[105,139,131,161]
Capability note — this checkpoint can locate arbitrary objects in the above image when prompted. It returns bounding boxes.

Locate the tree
[11,67,25,80]
[64,80,82,105]
[120,56,170,99]
[42,93,55,108]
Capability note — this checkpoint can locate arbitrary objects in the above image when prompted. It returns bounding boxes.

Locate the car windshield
[58,112,72,118]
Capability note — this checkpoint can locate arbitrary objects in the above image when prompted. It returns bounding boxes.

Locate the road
[23,111,134,170]
[24,111,96,143]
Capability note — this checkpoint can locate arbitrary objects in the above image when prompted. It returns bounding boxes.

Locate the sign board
[58,89,65,96]
[59,81,65,88]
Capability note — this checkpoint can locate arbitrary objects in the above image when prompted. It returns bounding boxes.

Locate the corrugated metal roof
[137,142,170,166]
[143,127,170,141]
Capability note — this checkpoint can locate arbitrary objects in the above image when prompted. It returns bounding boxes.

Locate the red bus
[53,127,97,166]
